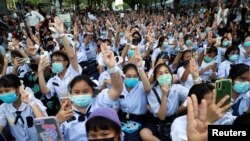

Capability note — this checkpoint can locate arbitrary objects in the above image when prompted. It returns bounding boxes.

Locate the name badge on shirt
[119,95,125,99]
[52,82,59,87]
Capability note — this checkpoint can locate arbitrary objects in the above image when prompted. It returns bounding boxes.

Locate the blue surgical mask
[243,41,250,48]
[204,55,213,63]
[0,91,18,103]
[157,74,172,86]
[229,54,239,62]
[205,27,211,33]
[233,81,250,94]
[71,94,93,107]
[127,50,135,58]
[185,40,192,46]
[52,62,64,74]
[101,31,108,36]
[120,32,125,37]
[163,41,169,48]
[222,41,229,47]
[124,78,139,88]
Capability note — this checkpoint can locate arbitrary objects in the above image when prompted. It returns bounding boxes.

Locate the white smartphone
[34,116,64,141]
[40,51,50,61]
[23,58,31,64]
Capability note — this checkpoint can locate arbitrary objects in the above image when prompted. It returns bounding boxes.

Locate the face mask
[127,50,135,58]
[101,31,108,36]
[229,54,239,62]
[120,32,125,37]
[89,137,115,141]
[52,62,64,74]
[71,94,93,107]
[163,41,168,48]
[157,74,172,86]
[75,42,80,49]
[0,91,18,103]
[185,40,192,46]
[204,56,213,63]
[233,81,250,94]
[124,78,139,88]
[205,27,211,33]
[222,41,229,47]
[243,41,250,48]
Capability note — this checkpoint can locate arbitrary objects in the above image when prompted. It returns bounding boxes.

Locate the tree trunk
[0,0,8,16]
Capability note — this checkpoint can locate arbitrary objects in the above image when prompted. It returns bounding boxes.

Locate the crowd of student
[0,0,250,141]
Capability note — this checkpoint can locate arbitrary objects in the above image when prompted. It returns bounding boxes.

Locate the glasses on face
[51,59,65,63]
[126,75,139,78]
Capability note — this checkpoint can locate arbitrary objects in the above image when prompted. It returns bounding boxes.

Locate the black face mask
[89,137,115,141]
[46,44,54,51]
[28,64,38,72]
[132,38,141,45]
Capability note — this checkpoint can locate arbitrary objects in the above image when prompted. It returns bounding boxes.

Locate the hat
[88,107,121,128]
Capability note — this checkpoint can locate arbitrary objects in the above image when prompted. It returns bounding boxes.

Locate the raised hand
[53,17,64,34]
[187,95,208,141]
[13,57,24,68]
[161,84,170,96]
[27,38,38,56]
[190,58,199,79]
[101,43,115,68]
[38,56,50,72]
[130,47,142,67]
[56,101,74,124]
[206,91,231,124]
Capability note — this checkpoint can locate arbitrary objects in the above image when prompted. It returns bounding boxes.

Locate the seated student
[86,107,122,141]
[171,83,234,141]
[38,17,82,99]
[239,36,250,65]
[229,64,250,116]
[140,63,196,141]
[217,46,240,79]
[55,43,123,141]
[0,74,47,141]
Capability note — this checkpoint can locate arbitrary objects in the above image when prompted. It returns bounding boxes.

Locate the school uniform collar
[8,102,28,113]
[232,91,250,103]
[124,82,140,94]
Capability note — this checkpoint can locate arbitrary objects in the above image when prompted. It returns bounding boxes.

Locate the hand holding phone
[215,79,232,106]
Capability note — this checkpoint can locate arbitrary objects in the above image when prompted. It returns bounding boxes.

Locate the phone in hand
[34,116,64,141]
[23,58,31,64]
[215,79,232,107]
[59,97,72,111]
[40,51,50,61]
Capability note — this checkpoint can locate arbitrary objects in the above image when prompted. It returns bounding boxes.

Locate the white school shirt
[46,65,82,99]
[76,45,87,63]
[217,60,236,79]
[84,41,97,61]
[60,89,118,141]
[177,66,194,89]
[199,60,215,82]
[98,71,111,90]
[239,47,250,65]
[171,113,235,141]
[26,10,44,27]
[6,64,31,78]
[114,82,147,115]
[147,84,189,117]
[151,48,162,62]
[0,101,47,141]
[231,90,250,116]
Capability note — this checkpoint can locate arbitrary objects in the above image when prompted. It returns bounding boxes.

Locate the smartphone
[59,97,72,110]
[215,79,232,107]
[23,58,31,64]
[34,116,64,141]
[40,51,50,61]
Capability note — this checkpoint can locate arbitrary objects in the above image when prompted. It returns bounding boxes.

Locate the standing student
[56,43,123,141]
[0,74,47,141]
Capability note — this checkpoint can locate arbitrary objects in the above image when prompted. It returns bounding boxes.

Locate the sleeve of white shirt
[0,105,7,127]
[45,78,56,99]
[147,90,161,115]
[69,64,83,75]
[35,11,44,22]
[171,116,188,141]
[177,67,185,80]
[176,84,189,102]
[217,62,226,79]
[151,49,159,62]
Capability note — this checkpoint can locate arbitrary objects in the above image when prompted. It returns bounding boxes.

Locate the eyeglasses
[51,60,65,63]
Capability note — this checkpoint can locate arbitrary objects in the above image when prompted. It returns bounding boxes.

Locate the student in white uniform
[177,50,196,89]
[217,46,240,79]
[198,46,218,83]
[86,107,122,141]
[239,36,250,65]
[0,74,47,141]
[115,62,150,141]
[228,64,250,116]
[140,63,190,141]
[55,43,123,141]
[171,83,234,141]
[38,17,83,100]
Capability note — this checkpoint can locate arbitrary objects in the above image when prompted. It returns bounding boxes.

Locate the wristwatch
[107,66,118,74]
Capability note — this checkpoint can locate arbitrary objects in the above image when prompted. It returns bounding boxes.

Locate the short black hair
[155,52,169,66]
[207,45,218,56]
[68,75,97,93]
[51,50,70,67]
[188,83,215,105]
[228,64,249,80]
[11,50,24,59]
[86,116,121,135]
[0,74,21,89]
[122,63,139,76]
[153,63,173,85]
[224,46,239,60]
[233,112,250,125]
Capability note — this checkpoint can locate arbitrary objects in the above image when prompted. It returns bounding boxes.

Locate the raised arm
[101,43,123,100]
[38,57,50,94]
